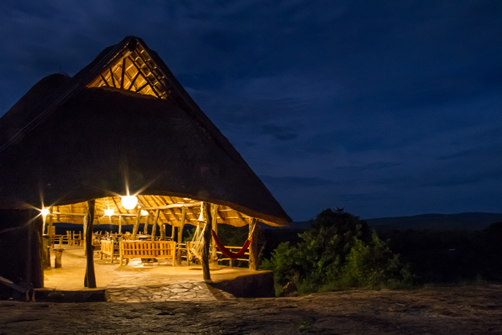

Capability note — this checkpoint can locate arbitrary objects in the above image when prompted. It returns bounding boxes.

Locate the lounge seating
[119,240,176,266]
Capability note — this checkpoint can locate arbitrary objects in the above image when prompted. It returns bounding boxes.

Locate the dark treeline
[262,220,502,285]
[376,223,502,283]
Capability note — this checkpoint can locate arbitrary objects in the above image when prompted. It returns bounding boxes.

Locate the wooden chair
[73,232,82,246]
[49,227,56,247]
[66,231,73,246]
[100,240,119,263]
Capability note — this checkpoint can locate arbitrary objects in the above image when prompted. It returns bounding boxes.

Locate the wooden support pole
[201,202,212,282]
[143,213,149,235]
[211,204,219,260]
[177,207,186,265]
[132,207,141,240]
[42,212,47,235]
[82,215,87,255]
[118,216,122,234]
[84,200,97,288]
[151,209,160,240]
[160,221,166,240]
[33,211,44,289]
[248,218,260,271]
[48,207,53,247]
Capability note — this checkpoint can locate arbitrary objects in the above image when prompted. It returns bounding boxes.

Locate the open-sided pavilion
[0,36,291,294]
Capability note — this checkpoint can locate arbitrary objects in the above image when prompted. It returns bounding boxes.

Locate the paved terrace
[43,246,267,302]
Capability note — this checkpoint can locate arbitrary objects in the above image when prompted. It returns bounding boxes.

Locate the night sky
[1,1,501,221]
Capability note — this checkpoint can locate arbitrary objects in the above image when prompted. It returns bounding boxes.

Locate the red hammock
[211,230,251,259]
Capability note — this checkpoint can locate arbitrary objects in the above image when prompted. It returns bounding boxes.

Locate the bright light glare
[105,209,114,216]
[41,208,50,216]
[141,210,148,216]
[122,196,138,210]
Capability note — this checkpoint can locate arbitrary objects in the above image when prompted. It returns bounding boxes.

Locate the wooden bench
[119,240,176,266]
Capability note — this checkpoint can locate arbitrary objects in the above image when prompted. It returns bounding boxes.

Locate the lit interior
[44,195,254,228]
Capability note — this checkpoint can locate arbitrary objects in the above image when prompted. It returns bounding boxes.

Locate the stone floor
[43,246,261,302]
[105,272,234,302]
[106,282,224,302]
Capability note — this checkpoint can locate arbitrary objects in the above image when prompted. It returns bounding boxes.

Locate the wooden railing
[119,240,176,266]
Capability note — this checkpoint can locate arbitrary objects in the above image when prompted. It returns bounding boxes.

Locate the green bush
[261,208,413,294]
[261,241,299,286]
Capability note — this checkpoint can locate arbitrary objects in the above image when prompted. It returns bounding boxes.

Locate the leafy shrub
[261,208,413,294]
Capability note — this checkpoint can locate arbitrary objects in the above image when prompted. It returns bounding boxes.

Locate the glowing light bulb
[121,196,138,210]
[141,210,148,216]
[105,209,114,216]
[41,208,50,217]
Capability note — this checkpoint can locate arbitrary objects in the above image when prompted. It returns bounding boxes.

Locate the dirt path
[1,285,501,334]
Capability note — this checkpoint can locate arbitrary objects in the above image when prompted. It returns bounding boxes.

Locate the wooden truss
[87,43,169,99]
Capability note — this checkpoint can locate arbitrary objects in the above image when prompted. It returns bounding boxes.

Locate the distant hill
[366,212,502,231]
[279,212,502,232]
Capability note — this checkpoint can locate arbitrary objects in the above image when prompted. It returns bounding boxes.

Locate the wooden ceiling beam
[128,70,141,90]
[100,74,110,87]
[140,202,201,210]
[108,67,116,88]
[158,196,181,224]
[120,57,126,89]
[150,195,172,225]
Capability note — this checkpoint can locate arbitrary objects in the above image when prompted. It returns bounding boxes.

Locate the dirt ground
[1,285,501,334]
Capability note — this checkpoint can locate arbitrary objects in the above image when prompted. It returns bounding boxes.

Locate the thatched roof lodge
[0,36,290,291]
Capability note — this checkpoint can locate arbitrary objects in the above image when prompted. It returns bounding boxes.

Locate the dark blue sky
[1,1,501,220]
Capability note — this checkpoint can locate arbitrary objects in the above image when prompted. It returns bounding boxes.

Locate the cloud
[420,169,502,188]
[262,124,299,141]
[436,144,502,161]
[335,161,402,172]
[0,1,501,219]
[260,175,334,188]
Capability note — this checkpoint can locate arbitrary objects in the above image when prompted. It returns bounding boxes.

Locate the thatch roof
[0,36,291,227]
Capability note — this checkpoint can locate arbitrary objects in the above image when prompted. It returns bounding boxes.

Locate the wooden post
[151,209,160,240]
[48,207,53,247]
[177,207,186,265]
[132,207,141,240]
[84,200,97,288]
[248,218,260,271]
[118,216,122,234]
[42,212,47,235]
[33,210,44,289]
[201,202,212,281]
[160,221,166,240]
[143,213,149,236]
[82,216,87,255]
[210,204,219,260]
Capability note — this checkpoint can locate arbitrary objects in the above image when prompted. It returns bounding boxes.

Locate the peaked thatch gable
[0,36,291,227]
